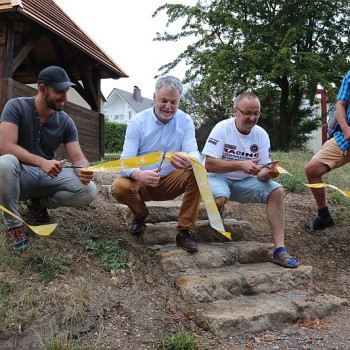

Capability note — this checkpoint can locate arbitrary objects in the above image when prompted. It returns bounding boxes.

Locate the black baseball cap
[37,65,76,90]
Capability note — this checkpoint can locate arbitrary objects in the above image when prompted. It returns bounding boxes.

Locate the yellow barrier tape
[0,153,166,238]
[276,165,350,199]
[85,152,165,172]
[0,204,57,236]
[86,152,232,240]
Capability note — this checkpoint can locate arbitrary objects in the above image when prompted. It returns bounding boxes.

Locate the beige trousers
[111,169,201,232]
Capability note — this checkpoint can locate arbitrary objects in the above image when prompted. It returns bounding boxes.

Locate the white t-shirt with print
[202,117,271,180]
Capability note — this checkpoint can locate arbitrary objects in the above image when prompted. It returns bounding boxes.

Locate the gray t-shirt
[0,97,78,160]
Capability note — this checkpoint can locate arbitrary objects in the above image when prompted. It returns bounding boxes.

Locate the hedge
[104,121,127,153]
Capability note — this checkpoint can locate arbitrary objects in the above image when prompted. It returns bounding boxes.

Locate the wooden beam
[77,61,98,111]
[0,18,14,110]
[12,27,42,72]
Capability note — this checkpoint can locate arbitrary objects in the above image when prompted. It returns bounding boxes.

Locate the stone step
[176,263,313,303]
[114,201,237,223]
[155,241,273,272]
[140,219,252,245]
[112,201,251,243]
[196,291,348,337]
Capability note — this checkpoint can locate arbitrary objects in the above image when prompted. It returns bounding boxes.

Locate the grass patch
[0,279,42,331]
[160,330,201,350]
[86,238,129,272]
[272,150,312,193]
[25,253,71,284]
[273,150,350,196]
[0,227,73,284]
[62,280,90,325]
[43,335,88,350]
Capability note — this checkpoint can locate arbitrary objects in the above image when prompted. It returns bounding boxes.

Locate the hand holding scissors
[157,148,167,172]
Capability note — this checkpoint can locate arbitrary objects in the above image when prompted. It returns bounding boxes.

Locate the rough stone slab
[176,264,313,303]
[196,291,348,337]
[113,201,243,224]
[156,242,273,272]
[156,244,239,272]
[140,219,251,246]
[234,241,274,264]
[114,201,209,222]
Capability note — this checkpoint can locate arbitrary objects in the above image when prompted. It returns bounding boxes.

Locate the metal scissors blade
[63,165,85,169]
[259,160,279,170]
[157,148,167,172]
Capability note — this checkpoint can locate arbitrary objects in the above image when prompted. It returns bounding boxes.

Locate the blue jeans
[207,173,282,203]
[0,154,97,228]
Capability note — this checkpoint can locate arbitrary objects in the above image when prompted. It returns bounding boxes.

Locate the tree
[180,81,233,150]
[153,0,350,150]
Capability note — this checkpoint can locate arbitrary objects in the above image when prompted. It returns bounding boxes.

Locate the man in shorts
[202,92,299,268]
[304,71,350,230]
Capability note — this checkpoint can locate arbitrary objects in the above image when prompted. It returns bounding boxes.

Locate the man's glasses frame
[235,106,261,118]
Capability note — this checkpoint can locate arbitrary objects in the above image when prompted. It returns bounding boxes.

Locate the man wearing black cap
[0,65,97,254]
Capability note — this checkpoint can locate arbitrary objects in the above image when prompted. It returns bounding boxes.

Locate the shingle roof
[112,88,153,113]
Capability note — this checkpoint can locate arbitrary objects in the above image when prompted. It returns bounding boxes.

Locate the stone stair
[115,200,348,337]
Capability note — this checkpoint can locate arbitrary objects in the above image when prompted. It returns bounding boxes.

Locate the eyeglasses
[235,106,261,118]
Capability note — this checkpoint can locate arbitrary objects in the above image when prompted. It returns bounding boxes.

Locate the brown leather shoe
[176,229,198,252]
[131,206,149,235]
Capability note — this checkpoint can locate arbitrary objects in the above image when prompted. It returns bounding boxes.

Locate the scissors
[62,164,86,169]
[259,160,279,170]
[62,164,85,169]
[157,148,167,172]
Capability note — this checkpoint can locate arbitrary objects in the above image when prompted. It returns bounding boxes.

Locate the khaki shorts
[313,137,350,170]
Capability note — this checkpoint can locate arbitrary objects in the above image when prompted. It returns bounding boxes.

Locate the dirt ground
[1,181,350,350]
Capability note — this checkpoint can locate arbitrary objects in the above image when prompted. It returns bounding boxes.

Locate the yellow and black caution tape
[276,165,350,199]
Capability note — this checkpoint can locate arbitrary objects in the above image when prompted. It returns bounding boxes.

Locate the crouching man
[0,66,96,254]
[111,75,202,252]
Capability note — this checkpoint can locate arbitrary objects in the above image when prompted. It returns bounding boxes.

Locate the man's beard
[154,106,176,123]
[45,95,63,112]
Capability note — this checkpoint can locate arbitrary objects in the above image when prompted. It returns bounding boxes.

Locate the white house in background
[305,89,328,153]
[103,86,153,124]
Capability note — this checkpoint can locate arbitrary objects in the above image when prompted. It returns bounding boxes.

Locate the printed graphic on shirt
[250,144,258,153]
[208,137,218,145]
[223,143,259,161]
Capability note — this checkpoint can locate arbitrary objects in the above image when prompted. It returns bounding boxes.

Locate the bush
[104,121,127,153]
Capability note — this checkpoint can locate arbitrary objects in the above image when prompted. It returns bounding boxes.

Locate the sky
[54,0,195,99]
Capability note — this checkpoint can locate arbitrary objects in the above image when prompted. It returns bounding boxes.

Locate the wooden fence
[12,81,103,162]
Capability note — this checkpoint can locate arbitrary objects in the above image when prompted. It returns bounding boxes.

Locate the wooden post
[0,19,14,111]
[317,88,328,145]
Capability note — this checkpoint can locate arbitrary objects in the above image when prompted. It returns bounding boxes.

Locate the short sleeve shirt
[202,117,271,180]
[334,71,350,151]
[0,97,78,159]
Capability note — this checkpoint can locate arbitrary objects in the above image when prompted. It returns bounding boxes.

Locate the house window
[114,114,124,121]
[128,111,132,120]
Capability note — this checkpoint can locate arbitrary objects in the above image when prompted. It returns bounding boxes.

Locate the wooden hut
[0,0,128,161]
